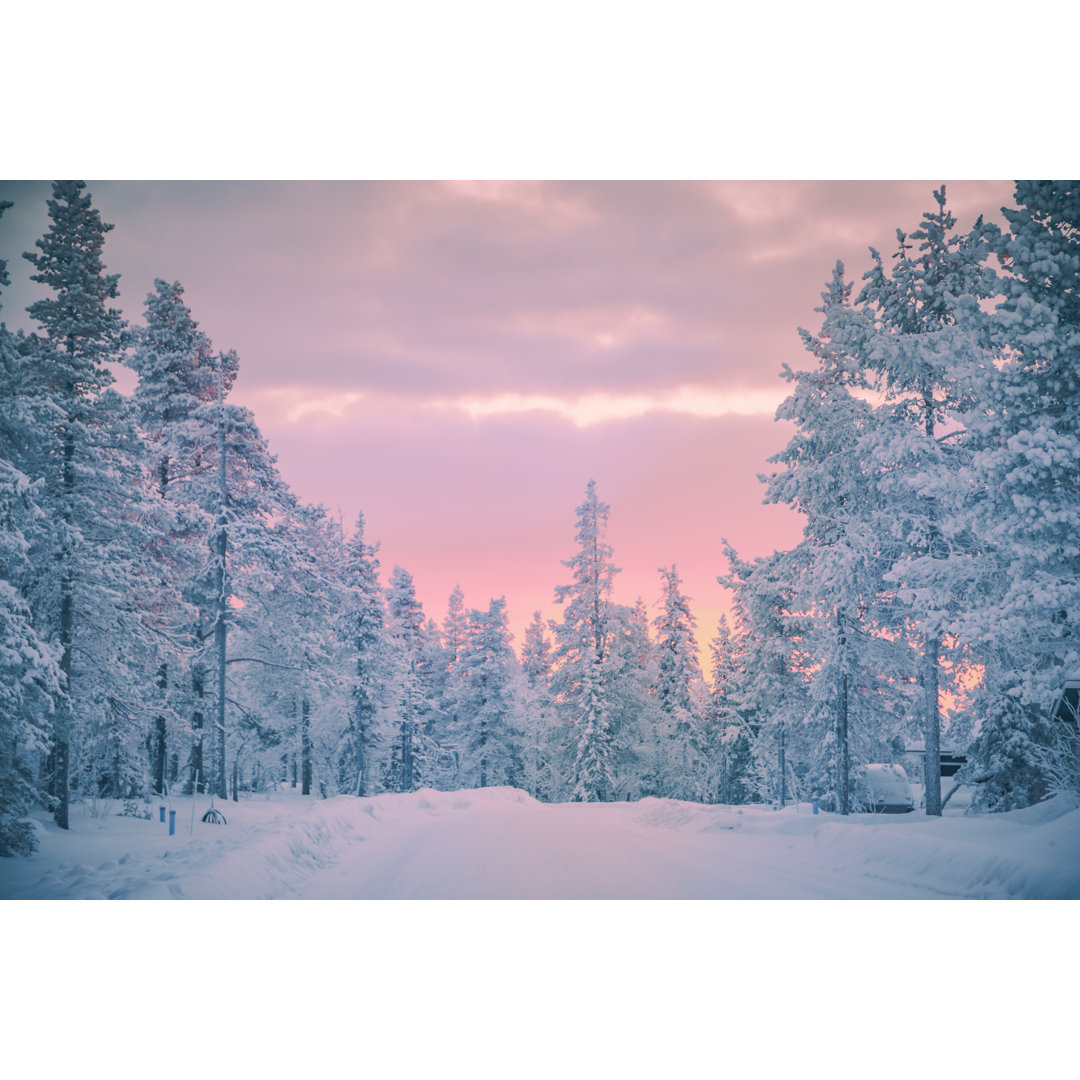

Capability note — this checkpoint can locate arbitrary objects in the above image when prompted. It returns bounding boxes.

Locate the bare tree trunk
[187,665,205,794]
[301,695,312,796]
[923,635,942,816]
[401,721,414,792]
[777,656,787,809]
[152,663,167,796]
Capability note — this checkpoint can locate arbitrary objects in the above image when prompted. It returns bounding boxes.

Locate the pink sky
[0,180,1015,664]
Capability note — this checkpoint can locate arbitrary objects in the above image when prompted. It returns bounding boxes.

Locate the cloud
[0,179,1016,408]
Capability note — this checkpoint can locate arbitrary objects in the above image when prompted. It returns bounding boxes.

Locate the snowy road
[3,786,1078,899]
[301,792,953,899]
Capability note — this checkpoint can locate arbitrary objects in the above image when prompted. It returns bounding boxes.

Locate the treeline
[0,182,725,855]
[1,182,1078,855]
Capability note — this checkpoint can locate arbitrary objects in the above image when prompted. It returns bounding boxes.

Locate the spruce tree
[520,610,558,799]
[652,565,703,799]
[703,617,754,804]
[385,566,436,791]
[458,597,521,788]
[339,512,387,796]
[551,480,622,801]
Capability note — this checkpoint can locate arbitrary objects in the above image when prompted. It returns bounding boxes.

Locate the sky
[0,179,1016,665]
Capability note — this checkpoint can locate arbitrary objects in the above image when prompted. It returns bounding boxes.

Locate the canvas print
[0,179,1077,899]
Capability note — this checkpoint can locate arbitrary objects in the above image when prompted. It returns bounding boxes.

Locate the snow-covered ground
[3,786,1077,899]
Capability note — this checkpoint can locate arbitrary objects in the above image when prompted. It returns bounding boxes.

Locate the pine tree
[127,279,219,794]
[20,181,169,826]
[839,187,997,815]
[0,199,64,854]
[128,278,288,799]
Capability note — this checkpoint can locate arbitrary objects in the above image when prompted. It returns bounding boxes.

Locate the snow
[3,785,1078,900]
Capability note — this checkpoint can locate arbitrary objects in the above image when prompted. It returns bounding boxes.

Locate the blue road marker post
[160,806,166,822]
[812,797,819,815]
[168,810,176,836]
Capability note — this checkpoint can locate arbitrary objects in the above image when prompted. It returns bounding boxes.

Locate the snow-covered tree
[764,262,919,811]
[835,187,997,815]
[384,566,438,791]
[551,480,622,801]
[129,278,289,799]
[237,500,345,797]
[21,181,174,824]
[0,200,64,853]
[457,597,522,788]
[338,512,388,797]
[520,610,558,800]
[652,566,703,799]
[127,279,220,794]
[958,181,1080,806]
[719,543,811,807]
[700,617,754,804]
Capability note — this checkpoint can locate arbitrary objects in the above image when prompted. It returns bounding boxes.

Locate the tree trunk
[777,657,787,808]
[152,664,167,796]
[53,429,77,830]
[922,635,942,816]
[354,712,368,797]
[777,719,787,807]
[214,535,227,800]
[213,375,228,801]
[188,665,205,794]
[401,721,414,792]
[301,696,312,796]
[838,672,850,815]
[352,656,368,796]
[480,712,488,789]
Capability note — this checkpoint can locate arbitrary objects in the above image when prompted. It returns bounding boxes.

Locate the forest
[1,180,1078,858]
